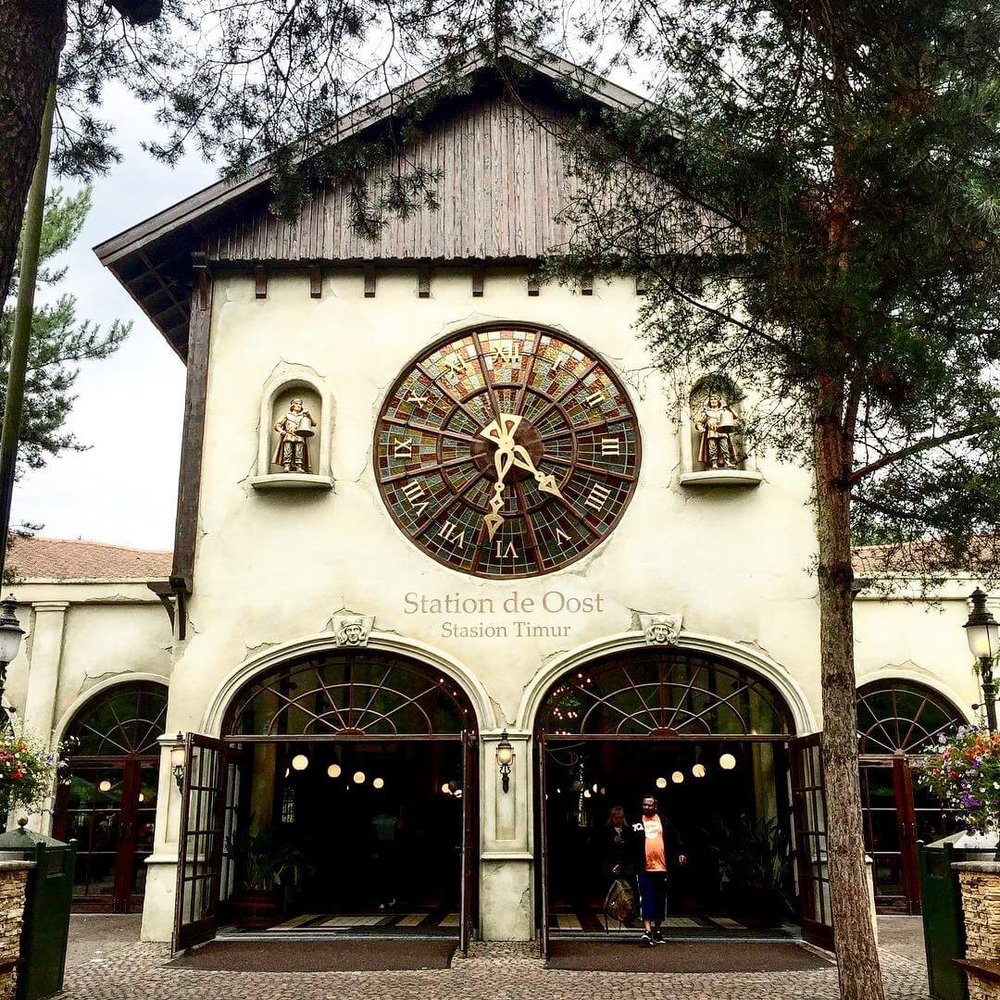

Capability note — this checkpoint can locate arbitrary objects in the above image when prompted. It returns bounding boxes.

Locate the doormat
[167,938,457,972]
[546,939,834,973]
[266,911,460,933]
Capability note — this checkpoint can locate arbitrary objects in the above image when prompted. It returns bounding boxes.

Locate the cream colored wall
[171,266,824,738]
[3,583,172,744]
[854,586,984,719]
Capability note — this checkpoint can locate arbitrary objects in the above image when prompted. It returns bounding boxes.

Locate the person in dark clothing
[631,794,686,946]
[603,805,633,880]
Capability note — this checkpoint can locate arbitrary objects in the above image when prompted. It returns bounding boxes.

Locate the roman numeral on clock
[584,482,612,512]
[555,528,572,546]
[392,437,413,459]
[495,539,519,559]
[601,437,621,456]
[438,521,467,548]
[585,389,604,407]
[401,480,429,516]
[406,392,429,409]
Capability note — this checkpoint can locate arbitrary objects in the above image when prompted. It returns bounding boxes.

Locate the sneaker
[639,932,653,947]
[652,931,664,944]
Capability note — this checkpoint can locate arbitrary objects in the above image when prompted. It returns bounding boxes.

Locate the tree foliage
[555,0,1000,582]
[0,187,129,475]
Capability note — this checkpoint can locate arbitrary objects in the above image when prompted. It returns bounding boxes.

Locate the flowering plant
[918,725,1000,837]
[0,728,65,818]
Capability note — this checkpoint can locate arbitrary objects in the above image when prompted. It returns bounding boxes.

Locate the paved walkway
[60,916,931,1000]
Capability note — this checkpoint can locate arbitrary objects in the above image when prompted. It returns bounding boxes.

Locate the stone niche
[679,374,762,488]
[252,370,334,491]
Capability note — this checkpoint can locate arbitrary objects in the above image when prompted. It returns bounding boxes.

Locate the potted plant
[705,814,794,927]
[918,725,1000,859]
[224,828,304,928]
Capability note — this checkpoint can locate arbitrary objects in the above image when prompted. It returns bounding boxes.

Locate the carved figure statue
[272,398,315,473]
[695,393,739,470]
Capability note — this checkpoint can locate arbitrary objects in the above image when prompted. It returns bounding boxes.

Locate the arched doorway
[175,649,479,950]
[533,647,829,948]
[53,681,167,912]
[857,680,966,914]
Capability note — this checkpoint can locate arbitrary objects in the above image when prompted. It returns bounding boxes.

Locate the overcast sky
[10,84,218,552]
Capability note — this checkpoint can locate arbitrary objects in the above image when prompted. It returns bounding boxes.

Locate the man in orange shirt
[632,794,686,946]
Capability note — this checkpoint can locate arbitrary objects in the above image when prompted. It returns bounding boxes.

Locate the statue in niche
[272,397,316,473]
[694,392,740,470]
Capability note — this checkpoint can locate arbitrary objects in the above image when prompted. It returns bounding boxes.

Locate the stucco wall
[171,266,823,736]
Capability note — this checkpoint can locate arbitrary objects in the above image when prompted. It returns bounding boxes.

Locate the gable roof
[7,535,172,582]
[94,44,649,360]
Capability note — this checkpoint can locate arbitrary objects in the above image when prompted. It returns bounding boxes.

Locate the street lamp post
[0,595,24,701]
[963,588,999,735]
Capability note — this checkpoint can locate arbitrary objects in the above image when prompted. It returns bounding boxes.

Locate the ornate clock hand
[510,444,563,499]
[482,445,514,540]
[480,417,521,541]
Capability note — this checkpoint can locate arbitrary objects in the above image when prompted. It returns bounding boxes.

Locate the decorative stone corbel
[637,612,684,646]
[332,615,375,647]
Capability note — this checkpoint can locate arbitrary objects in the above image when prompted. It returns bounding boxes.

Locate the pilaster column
[21,602,68,743]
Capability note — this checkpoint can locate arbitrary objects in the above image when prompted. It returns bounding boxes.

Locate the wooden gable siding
[205,95,581,264]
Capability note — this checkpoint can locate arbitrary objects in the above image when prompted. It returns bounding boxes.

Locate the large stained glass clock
[374,324,641,578]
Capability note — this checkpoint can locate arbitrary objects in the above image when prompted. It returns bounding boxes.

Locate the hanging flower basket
[0,728,65,819]
[918,725,1000,855]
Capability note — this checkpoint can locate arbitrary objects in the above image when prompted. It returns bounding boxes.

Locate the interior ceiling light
[291,754,309,771]
[353,770,366,784]
[719,753,737,770]
[327,764,342,778]
[655,776,667,789]
[671,771,684,784]
[692,763,706,778]
[373,777,385,789]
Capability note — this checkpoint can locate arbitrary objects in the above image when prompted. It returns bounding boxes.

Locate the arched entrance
[53,681,167,912]
[533,646,831,950]
[175,649,479,951]
[857,680,966,913]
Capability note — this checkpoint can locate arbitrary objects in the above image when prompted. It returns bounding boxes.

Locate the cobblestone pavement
[61,920,931,1000]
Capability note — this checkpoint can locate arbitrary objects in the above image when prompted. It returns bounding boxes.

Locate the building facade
[3,49,989,951]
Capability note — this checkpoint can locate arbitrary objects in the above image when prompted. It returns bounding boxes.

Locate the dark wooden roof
[94,45,649,361]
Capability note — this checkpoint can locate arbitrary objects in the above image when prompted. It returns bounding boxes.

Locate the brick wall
[956,862,1000,1000]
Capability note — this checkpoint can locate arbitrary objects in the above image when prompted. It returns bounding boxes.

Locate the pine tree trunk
[813,374,885,1000]
[0,1,66,309]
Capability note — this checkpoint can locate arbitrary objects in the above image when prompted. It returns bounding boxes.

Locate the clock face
[374,325,641,578]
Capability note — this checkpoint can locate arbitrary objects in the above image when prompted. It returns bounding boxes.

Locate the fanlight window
[225,652,475,737]
[537,651,793,737]
[64,682,168,757]
[857,682,964,756]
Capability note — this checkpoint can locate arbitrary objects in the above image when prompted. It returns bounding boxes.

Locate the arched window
[856,681,964,756]
[64,682,167,756]
[536,650,793,737]
[55,681,167,913]
[224,652,477,737]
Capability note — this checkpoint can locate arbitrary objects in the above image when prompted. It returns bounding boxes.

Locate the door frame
[52,754,160,913]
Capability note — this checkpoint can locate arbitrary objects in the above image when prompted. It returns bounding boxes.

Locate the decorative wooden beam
[418,265,431,298]
[472,266,485,298]
[364,267,376,298]
[254,266,267,299]
[309,267,323,299]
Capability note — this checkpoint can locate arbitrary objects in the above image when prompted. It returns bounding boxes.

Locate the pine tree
[552,3,1000,998]
[1,186,129,476]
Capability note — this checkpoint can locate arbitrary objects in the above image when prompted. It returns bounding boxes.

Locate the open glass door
[459,731,477,954]
[173,734,227,952]
[536,733,550,958]
[790,732,835,951]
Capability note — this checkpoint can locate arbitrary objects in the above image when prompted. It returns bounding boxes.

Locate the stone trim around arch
[516,630,817,736]
[200,631,496,736]
[52,673,171,751]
